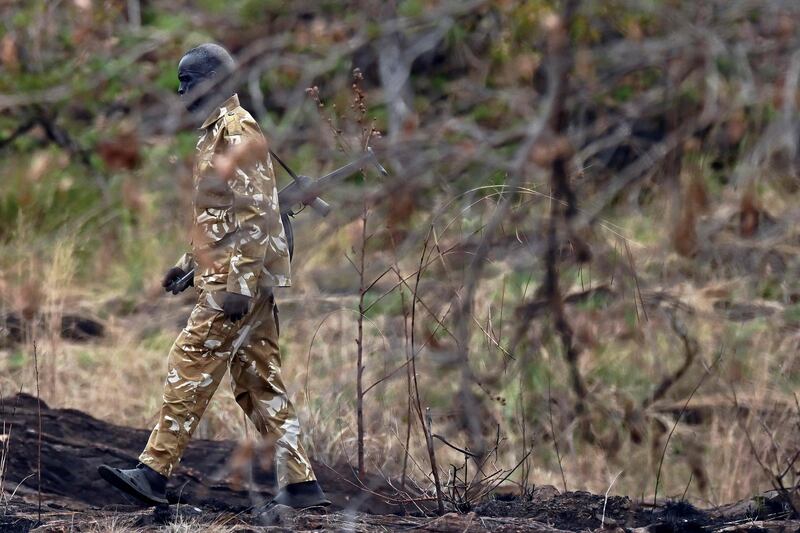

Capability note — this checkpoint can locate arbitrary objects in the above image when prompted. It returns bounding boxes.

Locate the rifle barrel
[314,148,386,188]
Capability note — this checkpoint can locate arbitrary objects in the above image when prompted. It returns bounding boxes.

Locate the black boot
[98,463,168,505]
[272,480,331,509]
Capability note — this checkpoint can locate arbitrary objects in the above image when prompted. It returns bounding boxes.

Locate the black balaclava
[177,43,236,118]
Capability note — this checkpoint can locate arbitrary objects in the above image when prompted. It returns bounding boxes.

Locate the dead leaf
[97,132,141,171]
[28,151,51,182]
[739,186,760,237]
[18,279,43,321]
[1,34,19,72]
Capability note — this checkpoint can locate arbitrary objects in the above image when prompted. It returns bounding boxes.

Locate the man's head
[178,43,236,114]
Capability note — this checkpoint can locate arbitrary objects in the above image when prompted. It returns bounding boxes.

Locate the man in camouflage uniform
[99,43,329,509]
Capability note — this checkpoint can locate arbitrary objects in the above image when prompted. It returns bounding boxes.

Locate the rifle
[167,148,388,293]
[273,147,388,216]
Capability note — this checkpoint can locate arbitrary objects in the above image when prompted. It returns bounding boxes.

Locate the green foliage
[505,271,535,300]
[11,8,33,28]
[623,306,638,330]
[758,279,782,301]
[174,131,201,158]
[471,101,510,127]
[239,0,287,24]
[507,0,551,43]
[715,56,736,78]
[141,331,175,352]
[8,350,25,371]
[286,143,320,182]
[155,61,180,92]
[445,23,467,48]
[571,15,599,43]
[148,12,191,32]
[398,0,424,18]
[575,289,612,311]
[364,104,389,133]
[590,341,652,398]
[366,21,381,40]
[363,286,410,320]
[0,153,103,245]
[611,84,634,103]
[197,0,229,14]
[78,350,96,369]
[784,304,800,324]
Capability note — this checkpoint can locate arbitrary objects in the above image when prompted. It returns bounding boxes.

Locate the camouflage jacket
[174,94,291,297]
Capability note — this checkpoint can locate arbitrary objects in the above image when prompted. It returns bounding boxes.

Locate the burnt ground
[0,393,798,532]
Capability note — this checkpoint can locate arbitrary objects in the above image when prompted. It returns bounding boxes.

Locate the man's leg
[99,290,236,504]
[228,291,328,507]
[139,291,236,475]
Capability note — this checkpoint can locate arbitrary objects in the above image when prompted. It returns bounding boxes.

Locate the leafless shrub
[735,391,800,517]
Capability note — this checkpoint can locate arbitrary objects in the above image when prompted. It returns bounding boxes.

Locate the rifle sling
[269,149,299,181]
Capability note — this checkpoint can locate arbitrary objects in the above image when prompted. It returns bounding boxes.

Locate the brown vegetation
[0,0,799,530]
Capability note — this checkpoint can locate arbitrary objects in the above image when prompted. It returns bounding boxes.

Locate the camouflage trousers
[139,287,315,488]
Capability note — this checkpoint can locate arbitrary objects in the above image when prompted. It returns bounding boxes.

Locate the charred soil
[0,394,797,532]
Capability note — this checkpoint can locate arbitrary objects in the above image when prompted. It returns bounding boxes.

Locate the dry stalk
[436,424,535,511]
[642,309,697,410]
[355,199,367,478]
[351,67,376,479]
[518,370,531,495]
[395,266,413,491]
[0,423,8,510]
[623,239,648,324]
[601,470,624,528]
[730,387,800,517]
[33,340,42,521]
[308,68,382,479]
[548,378,568,493]
[653,348,722,508]
[410,233,445,515]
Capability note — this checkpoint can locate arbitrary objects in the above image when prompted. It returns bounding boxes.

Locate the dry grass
[72,512,243,533]
[1,177,798,509]
[84,514,140,533]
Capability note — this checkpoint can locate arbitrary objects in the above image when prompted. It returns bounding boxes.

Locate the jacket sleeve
[174,252,194,272]
[222,120,272,297]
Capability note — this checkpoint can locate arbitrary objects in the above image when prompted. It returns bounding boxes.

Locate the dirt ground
[1,393,798,532]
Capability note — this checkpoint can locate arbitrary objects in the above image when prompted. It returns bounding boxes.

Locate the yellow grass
[1,183,798,508]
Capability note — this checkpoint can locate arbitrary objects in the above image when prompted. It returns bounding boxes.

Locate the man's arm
[220,119,273,298]
[174,252,194,273]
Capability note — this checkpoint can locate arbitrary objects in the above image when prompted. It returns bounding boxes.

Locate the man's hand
[222,292,251,322]
[162,267,193,295]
